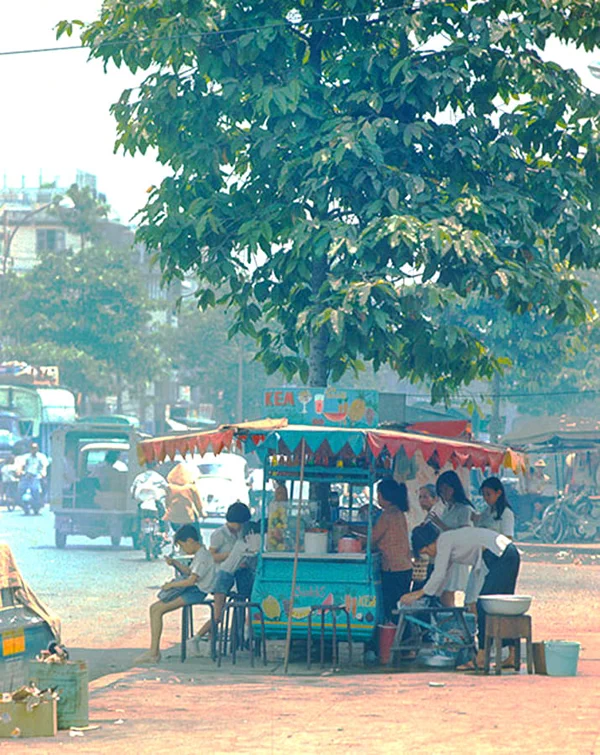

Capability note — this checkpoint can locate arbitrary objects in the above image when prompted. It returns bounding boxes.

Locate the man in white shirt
[192,502,254,648]
[17,442,48,509]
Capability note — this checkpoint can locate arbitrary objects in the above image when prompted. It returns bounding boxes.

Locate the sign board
[263,387,379,428]
[0,362,59,386]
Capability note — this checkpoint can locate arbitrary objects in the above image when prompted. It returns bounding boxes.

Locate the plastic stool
[181,600,216,663]
[218,598,267,668]
[306,605,353,669]
[484,614,533,675]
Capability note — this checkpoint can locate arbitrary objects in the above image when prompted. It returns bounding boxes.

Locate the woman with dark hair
[435,470,474,606]
[401,522,521,667]
[370,478,413,621]
[477,477,515,538]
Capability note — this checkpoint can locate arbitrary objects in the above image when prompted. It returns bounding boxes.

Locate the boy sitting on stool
[193,503,258,650]
[135,524,215,665]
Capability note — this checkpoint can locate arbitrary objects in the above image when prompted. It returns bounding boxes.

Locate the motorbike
[131,471,169,561]
[18,473,43,515]
[538,490,600,544]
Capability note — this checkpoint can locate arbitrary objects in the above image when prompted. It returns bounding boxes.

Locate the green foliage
[0,245,163,399]
[68,0,600,398]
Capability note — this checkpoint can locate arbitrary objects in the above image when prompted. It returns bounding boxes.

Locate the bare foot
[134,650,161,665]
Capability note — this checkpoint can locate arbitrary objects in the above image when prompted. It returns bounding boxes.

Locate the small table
[390,605,477,667]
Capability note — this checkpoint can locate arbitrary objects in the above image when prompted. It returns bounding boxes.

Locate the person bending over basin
[400,522,521,668]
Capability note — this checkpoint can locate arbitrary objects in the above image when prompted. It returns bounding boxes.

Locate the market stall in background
[502,414,600,542]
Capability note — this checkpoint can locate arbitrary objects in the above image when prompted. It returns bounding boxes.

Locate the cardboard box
[0,699,57,738]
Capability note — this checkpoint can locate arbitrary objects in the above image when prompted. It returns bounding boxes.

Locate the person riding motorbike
[131,469,170,559]
[17,442,48,513]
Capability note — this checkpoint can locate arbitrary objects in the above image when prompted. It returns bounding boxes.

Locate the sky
[0,2,599,225]
[0,1,164,225]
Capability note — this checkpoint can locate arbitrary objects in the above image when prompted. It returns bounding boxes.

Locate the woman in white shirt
[401,523,521,666]
[436,471,474,607]
[476,477,515,538]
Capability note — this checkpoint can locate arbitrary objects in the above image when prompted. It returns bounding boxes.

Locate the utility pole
[1,200,58,275]
[236,342,244,422]
[488,372,502,443]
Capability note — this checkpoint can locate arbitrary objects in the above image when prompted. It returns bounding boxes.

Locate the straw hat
[534,459,547,468]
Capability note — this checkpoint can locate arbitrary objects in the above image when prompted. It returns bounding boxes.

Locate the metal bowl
[479,595,532,616]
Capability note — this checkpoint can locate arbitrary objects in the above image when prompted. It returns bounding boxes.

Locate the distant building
[0,174,179,319]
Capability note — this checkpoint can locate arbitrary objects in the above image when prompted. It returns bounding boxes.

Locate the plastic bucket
[28,660,89,728]
[378,623,396,665]
[544,641,580,677]
[304,531,328,555]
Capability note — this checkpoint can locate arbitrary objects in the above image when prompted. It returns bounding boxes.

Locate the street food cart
[138,420,525,645]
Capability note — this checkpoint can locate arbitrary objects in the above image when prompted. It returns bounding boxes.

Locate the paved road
[0,504,170,648]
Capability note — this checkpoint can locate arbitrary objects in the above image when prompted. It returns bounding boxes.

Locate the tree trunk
[308,255,329,387]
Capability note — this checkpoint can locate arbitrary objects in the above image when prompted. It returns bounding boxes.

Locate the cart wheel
[55,531,67,549]
[111,535,121,547]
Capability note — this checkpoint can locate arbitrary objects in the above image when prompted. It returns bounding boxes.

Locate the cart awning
[256,425,526,473]
[137,418,289,464]
[138,419,525,473]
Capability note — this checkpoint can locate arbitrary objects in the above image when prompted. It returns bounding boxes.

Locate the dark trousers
[381,569,413,622]
[477,543,521,648]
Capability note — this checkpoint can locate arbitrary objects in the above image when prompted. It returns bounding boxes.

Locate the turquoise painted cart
[250,427,390,643]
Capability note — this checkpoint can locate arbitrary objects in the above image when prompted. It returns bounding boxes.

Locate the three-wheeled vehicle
[0,544,59,691]
[49,422,143,548]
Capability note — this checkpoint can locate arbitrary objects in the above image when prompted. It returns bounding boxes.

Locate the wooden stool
[484,614,533,675]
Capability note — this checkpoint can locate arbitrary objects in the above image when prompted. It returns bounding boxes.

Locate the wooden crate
[532,641,548,675]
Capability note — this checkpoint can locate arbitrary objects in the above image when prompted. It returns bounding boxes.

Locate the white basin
[479,595,532,616]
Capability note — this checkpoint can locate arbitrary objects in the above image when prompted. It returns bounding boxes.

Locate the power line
[0,5,415,58]
[436,387,600,401]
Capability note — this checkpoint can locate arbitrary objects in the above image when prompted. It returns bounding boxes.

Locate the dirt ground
[2,553,599,754]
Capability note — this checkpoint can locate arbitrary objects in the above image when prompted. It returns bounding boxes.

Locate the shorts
[213,567,254,598]
[158,585,208,605]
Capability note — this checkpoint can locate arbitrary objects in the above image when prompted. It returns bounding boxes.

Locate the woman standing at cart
[436,470,474,607]
[475,477,515,538]
[370,479,413,622]
[401,522,521,667]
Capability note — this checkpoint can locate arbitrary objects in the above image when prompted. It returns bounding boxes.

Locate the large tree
[63,1,600,399]
[0,245,163,409]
